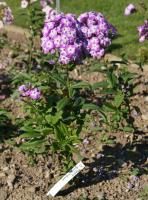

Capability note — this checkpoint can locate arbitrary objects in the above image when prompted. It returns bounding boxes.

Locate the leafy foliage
[85,60,137,133]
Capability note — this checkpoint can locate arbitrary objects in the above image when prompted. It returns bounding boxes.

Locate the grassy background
[5,0,148,60]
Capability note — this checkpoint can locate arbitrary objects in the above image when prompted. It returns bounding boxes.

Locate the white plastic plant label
[47,161,85,197]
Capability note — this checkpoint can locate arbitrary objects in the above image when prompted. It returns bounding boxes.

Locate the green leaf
[82,103,100,111]
[39,127,53,135]
[54,125,65,141]
[92,81,109,90]
[123,126,134,132]
[73,97,85,108]
[20,131,41,138]
[45,111,63,125]
[107,71,118,88]
[91,127,103,132]
[87,62,105,73]
[59,122,69,136]
[103,103,116,112]
[101,88,115,94]
[71,81,91,89]
[112,114,121,121]
[122,72,136,83]
[20,139,47,154]
[68,86,75,98]
[57,97,70,111]
[62,116,76,122]
[83,103,107,121]
[12,72,32,84]
[113,92,124,108]
[0,110,8,115]
[50,73,66,86]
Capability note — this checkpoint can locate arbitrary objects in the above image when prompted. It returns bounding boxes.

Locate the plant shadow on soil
[0,73,12,99]
[0,73,17,142]
[58,134,148,196]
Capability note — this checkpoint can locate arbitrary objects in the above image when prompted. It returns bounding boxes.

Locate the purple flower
[83,138,89,145]
[18,85,41,100]
[29,88,41,100]
[131,175,139,182]
[78,12,117,59]
[23,90,31,97]
[21,0,52,9]
[124,4,136,16]
[41,11,116,64]
[127,182,133,190]
[59,55,70,65]
[40,0,47,8]
[41,13,85,64]
[21,0,29,8]
[54,35,61,48]
[138,20,148,42]
[49,60,55,65]
[0,4,13,27]
[19,85,27,92]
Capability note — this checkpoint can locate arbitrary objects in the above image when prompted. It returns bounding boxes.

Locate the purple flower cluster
[138,20,148,42]
[41,11,116,64]
[40,0,53,8]
[124,4,136,16]
[0,3,13,28]
[21,0,53,9]
[20,0,56,25]
[127,176,139,191]
[42,4,57,21]
[78,12,117,59]
[41,13,84,64]
[19,85,41,100]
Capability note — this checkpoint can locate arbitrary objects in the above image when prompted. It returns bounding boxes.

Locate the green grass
[5,0,148,60]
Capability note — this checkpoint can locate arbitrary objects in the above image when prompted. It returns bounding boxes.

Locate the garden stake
[56,0,60,12]
[47,161,85,197]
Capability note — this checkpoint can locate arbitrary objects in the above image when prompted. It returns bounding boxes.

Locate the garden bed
[1,0,148,198]
[0,29,148,200]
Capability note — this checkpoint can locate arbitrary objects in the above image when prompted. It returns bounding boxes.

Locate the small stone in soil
[93,167,98,172]
[96,192,106,200]
[0,190,7,200]
[0,172,6,178]
[28,186,35,193]
[145,96,148,102]
[142,113,148,120]
[7,174,15,188]
[131,109,139,117]
[96,153,104,159]
[3,167,9,171]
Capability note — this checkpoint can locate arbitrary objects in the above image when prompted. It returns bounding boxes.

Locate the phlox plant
[124,4,136,16]
[138,20,148,43]
[0,2,13,29]
[10,0,56,77]
[10,0,118,171]
[83,59,137,133]
[0,2,12,51]
[17,76,90,170]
